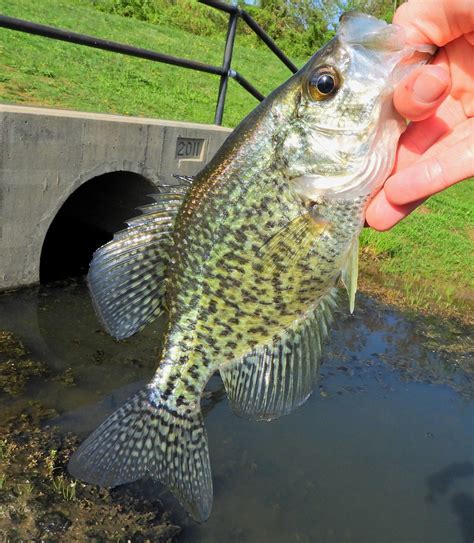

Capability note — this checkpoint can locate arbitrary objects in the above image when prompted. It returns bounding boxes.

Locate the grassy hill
[0,0,300,126]
[0,0,472,319]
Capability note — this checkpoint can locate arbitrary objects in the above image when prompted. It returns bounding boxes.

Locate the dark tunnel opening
[40,171,156,283]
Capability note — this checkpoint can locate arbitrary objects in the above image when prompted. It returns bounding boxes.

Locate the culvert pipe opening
[40,171,156,284]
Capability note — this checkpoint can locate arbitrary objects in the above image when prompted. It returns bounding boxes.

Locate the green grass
[360,183,473,282]
[0,0,302,126]
[0,0,472,315]
[360,181,473,314]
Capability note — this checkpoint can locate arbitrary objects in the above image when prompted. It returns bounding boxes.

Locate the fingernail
[412,71,449,103]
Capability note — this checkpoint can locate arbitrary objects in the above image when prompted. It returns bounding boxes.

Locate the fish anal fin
[220,289,338,421]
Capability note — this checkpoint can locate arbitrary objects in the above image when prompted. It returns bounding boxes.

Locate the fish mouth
[337,11,438,88]
[339,11,406,52]
[338,11,436,75]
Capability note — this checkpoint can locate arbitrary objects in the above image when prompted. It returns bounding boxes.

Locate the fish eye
[307,66,340,101]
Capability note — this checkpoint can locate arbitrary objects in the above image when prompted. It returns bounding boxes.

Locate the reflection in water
[0,279,473,542]
[426,462,474,502]
[451,493,474,543]
[426,462,474,543]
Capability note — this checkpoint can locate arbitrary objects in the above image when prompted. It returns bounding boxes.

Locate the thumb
[394,65,450,122]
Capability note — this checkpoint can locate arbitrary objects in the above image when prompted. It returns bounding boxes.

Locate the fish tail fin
[68,387,212,522]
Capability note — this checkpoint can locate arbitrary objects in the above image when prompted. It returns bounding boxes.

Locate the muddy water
[0,279,472,542]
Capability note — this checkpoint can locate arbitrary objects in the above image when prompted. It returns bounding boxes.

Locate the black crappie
[69,13,434,521]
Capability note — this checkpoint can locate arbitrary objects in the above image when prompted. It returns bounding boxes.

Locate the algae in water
[0,331,49,396]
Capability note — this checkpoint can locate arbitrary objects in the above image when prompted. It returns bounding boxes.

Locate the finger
[394,65,451,122]
[365,190,425,231]
[394,0,474,46]
[444,35,474,118]
[367,118,473,230]
[420,117,474,160]
[385,131,474,206]
[395,99,469,171]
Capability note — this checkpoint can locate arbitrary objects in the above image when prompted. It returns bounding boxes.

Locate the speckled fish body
[68,13,434,521]
[158,140,364,390]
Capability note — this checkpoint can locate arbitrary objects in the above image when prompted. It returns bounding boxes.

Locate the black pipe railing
[214,10,239,127]
[200,0,298,74]
[0,14,225,76]
[0,1,297,125]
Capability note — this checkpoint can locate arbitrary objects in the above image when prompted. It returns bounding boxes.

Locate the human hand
[366,0,474,231]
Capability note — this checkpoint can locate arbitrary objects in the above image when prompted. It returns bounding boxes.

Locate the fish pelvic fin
[68,387,212,522]
[341,237,359,314]
[88,179,192,340]
[220,288,338,421]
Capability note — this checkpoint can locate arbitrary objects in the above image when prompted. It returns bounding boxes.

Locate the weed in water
[16,480,34,496]
[52,476,77,501]
[45,448,58,478]
[0,439,6,460]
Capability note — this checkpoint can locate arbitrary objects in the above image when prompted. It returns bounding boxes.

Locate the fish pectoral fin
[257,211,328,269]
[88,182,190,340]
[341,237,359,314]
[68,388,213,523]
[220,289,338,421]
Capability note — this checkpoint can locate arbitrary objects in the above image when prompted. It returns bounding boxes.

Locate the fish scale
[68,12,434,522]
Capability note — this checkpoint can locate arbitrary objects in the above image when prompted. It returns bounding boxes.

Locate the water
[0,280,472,542]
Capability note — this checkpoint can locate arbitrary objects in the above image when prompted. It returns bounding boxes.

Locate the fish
[68,12,434,522]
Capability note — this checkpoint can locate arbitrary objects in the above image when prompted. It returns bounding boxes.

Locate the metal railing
[0,0,298,125]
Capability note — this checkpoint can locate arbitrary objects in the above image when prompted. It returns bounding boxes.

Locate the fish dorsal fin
[88,181,191,340]
[173,174,194,185]
[220,289,338,421]
[341,237,359,314]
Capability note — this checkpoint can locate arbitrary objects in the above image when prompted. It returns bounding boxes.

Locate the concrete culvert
[40,171,156,284]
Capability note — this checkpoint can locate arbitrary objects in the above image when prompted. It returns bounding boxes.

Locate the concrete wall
[0,104,231,291]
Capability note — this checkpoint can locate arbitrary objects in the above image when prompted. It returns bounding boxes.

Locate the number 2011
[176,139,203,158]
